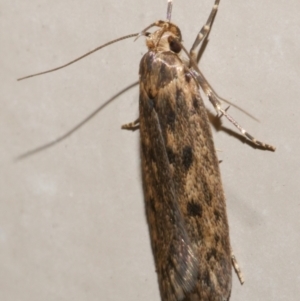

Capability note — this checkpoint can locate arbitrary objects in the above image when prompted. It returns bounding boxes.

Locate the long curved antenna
[17,33,139,81]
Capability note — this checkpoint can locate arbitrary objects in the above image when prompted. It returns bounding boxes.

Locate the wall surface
[1,0,299,300]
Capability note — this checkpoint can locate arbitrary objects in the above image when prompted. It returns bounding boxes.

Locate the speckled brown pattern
[139,24,232,301]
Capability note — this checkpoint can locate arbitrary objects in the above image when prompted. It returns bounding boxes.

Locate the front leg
[121,118,140,131]
[231,252,244,285]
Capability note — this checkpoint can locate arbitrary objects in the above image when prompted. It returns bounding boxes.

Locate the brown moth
[18,0,275,300]
[138,25,232,299]
[122,1,274,300]
[131,7,233,301]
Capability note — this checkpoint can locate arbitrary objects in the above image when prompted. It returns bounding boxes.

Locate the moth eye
[167,36,182,53]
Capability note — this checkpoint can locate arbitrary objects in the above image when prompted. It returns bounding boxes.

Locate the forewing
[139,81,199,301]
[139,51,232,301]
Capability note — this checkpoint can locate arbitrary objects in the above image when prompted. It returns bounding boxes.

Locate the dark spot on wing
[166,106,176,130]
[187,201,202,217]
[158,62,169,87]
[140,52,156,81]
[206,248,217,261]
[192,96,200,109]
[214,209,222,221]
[176,88,183,103]
[166,147,176,164]
[214,234,220,244]
[182,146,193,170]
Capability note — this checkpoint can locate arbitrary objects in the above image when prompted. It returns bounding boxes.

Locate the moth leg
[231,252,244,285]
[189,66,276,150]
[185,0,275,151]
[189,0,220,62]
[121,118,140,131]
[216,105,275,150]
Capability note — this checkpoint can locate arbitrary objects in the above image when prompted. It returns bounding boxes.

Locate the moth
[18,0,275,300]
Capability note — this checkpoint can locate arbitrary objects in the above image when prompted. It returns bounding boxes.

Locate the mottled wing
[139,64,199,301]
[139,51,232,301]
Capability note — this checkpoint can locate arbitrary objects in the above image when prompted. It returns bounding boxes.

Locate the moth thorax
[146,31,182,54]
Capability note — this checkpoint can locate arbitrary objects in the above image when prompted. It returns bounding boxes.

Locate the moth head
[145,21,182,54]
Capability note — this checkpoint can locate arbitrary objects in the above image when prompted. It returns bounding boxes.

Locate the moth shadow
[16,81,139,160]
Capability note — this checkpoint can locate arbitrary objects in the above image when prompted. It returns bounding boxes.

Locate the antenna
[166,0,173,22]
[17,33,138,81]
